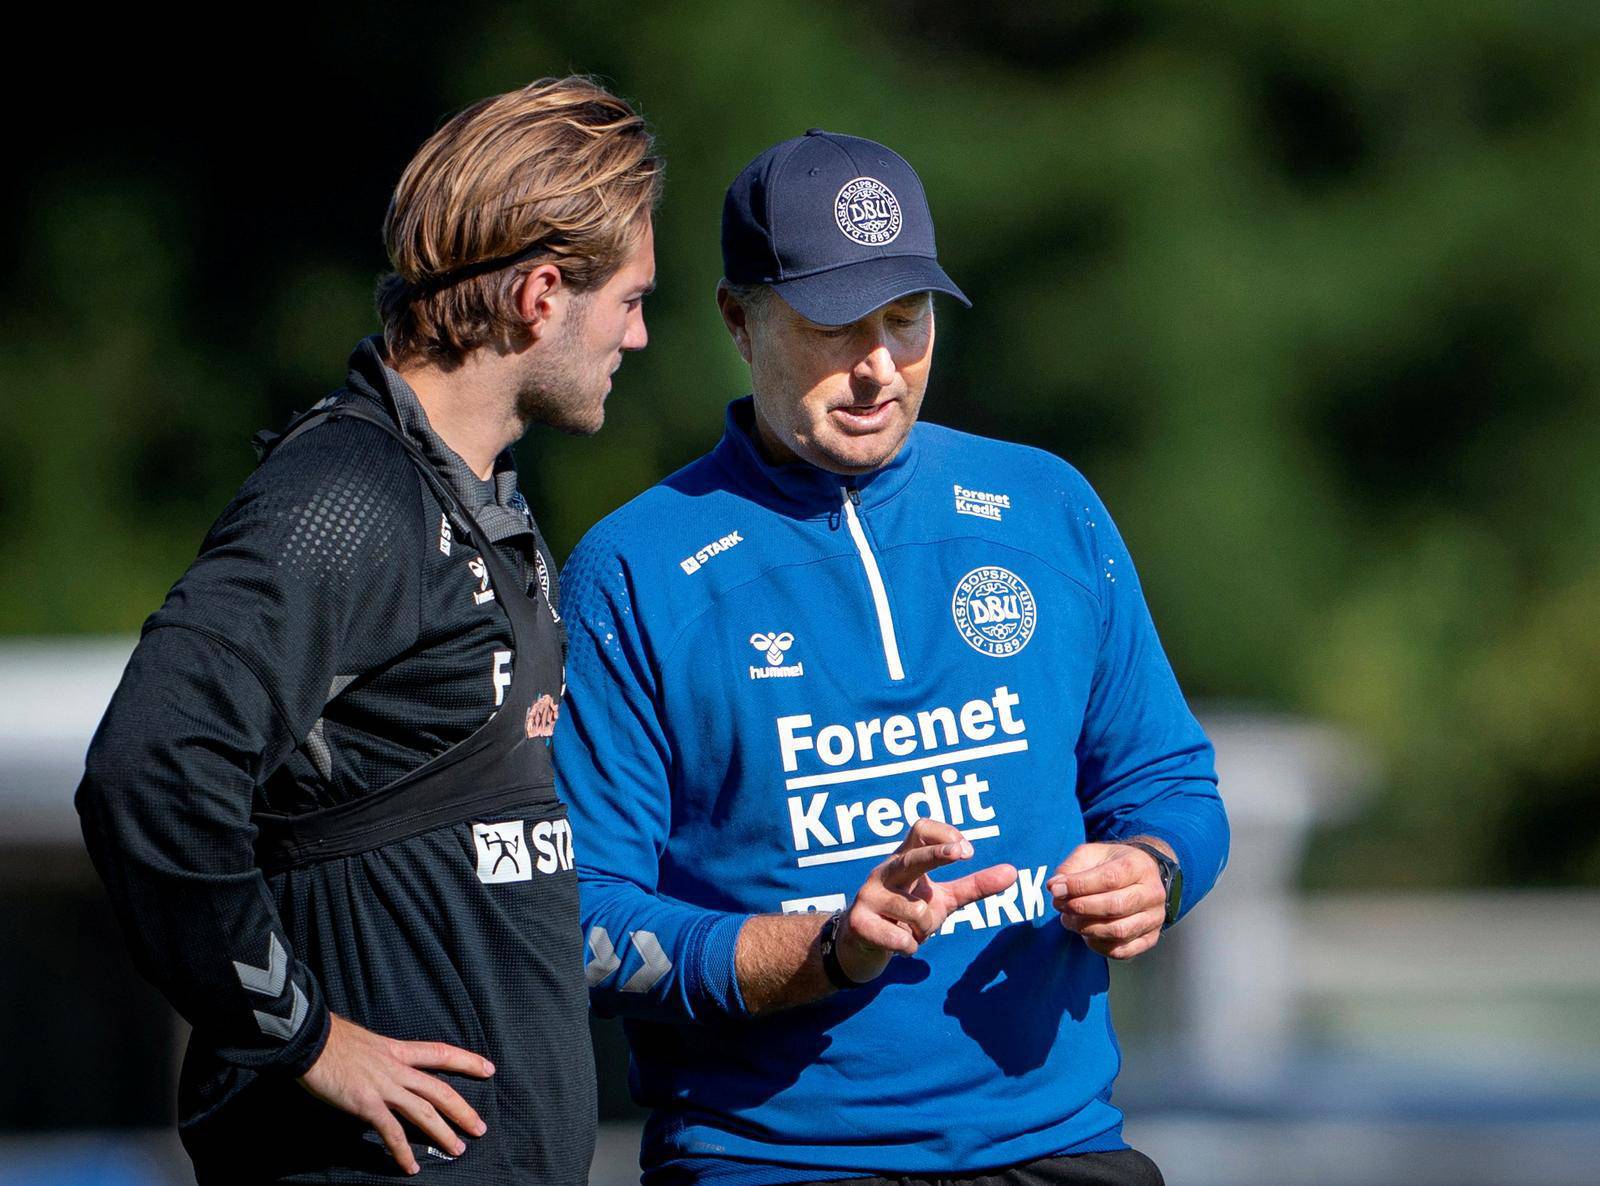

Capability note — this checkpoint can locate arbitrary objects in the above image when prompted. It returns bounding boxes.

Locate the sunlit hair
[378,76,663,367]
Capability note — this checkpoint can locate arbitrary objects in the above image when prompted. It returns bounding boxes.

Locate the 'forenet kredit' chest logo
[834,177,903,246]
[771,688,1061,935]
[952,566,1038,657]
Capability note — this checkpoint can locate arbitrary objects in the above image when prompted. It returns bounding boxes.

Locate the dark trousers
[798,1148,1164,1186]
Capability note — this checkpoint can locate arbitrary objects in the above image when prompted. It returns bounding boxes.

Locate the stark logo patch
[473,820,530,883]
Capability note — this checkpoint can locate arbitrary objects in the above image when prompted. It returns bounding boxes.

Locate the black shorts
[796,1148,1164,1186]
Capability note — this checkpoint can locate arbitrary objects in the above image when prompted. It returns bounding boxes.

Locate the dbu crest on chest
[952,566,1038,657]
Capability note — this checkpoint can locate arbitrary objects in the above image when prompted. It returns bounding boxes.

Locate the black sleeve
[76,418,422,1075]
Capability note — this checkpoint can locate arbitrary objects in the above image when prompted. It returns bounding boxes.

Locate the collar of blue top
[709,395,922,521]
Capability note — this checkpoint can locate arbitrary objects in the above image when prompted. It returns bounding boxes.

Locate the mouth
[830,398,897,433]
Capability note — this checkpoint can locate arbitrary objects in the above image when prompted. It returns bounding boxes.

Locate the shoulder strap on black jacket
[252,398,480,542]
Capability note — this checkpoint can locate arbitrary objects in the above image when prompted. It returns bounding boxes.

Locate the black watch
[818,910,866,990]
[1124,841,1182,928]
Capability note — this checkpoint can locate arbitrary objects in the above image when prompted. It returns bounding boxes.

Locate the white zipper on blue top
[840,486,906,682]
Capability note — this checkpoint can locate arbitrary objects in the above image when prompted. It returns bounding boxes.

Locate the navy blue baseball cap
[722,129,970,326]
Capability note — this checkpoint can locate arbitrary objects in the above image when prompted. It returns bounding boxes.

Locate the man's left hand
[1047,841,1170,960]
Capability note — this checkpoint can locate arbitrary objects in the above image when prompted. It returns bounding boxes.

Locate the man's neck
[395,353,522,480]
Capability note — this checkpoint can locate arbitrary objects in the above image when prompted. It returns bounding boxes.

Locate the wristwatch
[818,909,866,989]
[1124,841,1182,929]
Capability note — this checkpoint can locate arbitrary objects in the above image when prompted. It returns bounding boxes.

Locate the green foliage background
[5,2,1598,889]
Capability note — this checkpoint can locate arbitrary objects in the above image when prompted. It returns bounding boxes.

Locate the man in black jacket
[76,76,659,1184]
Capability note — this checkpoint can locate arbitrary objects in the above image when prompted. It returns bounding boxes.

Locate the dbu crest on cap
[952,566,1038,657]
[722,129,969,324]
[834,177,902,246]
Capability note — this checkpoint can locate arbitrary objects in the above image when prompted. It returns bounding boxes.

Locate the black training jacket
[76,339,593,1184]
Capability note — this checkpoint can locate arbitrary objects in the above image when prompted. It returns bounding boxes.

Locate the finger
[879,838,973,889]
[938,862,1018,908]
[1076,908,1165,946]
[873,893,938,941]
[1053,854,1142,900]
[391,1090,466,1158]
[899,816,968,853]
[1055,883,1164,919]
[849,910,920,957]
[406,1070,486,1138]
[397,1039,495,1079]
[368,1105,419,1176]
[1051,843,1113,881]
[1104,930,1162,961]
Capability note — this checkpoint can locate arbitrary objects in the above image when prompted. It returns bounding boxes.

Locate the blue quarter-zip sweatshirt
[555,398,1228,1185]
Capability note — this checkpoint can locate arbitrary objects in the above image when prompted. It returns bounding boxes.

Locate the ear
[515,264,565,340]
[716,282,754,366]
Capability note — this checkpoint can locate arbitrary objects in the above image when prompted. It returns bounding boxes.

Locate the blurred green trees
[5,1,1597,888]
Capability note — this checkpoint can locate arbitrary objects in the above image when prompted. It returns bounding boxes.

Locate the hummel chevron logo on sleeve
[254,983,309,1041]
[233,933,287,998]
[620,931,672,994]
[583,926,673,993]
[235,934,308,1040]
[584,927,621,987]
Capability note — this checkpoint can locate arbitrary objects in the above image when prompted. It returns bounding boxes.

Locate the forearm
[1119,834,1175,862]
[1109,791,1229,919]
[733,912,834,1015]
[77,627,330,1071]
[580,874,749,1022]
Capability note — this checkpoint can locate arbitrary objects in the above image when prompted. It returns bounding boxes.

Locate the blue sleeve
[1070,475,1229,921]
[555,530,749,1022]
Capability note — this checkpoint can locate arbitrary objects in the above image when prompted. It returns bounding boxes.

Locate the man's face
[517,219,655,435]
[742,291,935,475]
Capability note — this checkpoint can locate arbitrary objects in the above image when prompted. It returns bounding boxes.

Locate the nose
[623,305,648,352]
[853,341,895,388]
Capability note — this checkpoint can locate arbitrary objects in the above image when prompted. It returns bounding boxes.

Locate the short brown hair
[378,76,663,367]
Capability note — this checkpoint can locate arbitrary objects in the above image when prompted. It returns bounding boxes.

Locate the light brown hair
[378,76,663,367]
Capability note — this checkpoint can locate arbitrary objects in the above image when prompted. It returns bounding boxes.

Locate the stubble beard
[513,297,605,437]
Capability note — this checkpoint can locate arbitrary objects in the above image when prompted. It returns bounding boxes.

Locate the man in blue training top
[554,130,1229,1186]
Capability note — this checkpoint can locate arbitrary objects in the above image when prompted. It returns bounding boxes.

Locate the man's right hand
[835,818,1018,983]
[297,1012,495,1176]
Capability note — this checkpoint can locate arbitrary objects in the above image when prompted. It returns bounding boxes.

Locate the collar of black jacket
[709,395,921,521]
[342,337,535,546]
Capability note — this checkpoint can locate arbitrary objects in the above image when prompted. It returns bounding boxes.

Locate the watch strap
[818,909,865,989]
[1124,840,1182,928]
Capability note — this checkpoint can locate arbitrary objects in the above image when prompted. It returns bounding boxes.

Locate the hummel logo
[467,555,495,605]
[749,631,804,680]
[584,926,673,993]
[233,933,309,1041]
[751,632,795,665]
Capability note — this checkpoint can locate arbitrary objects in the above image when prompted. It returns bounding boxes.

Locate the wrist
[289,1006,335,1081]
[819,910,879,988]
[1122,839,1182,928]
